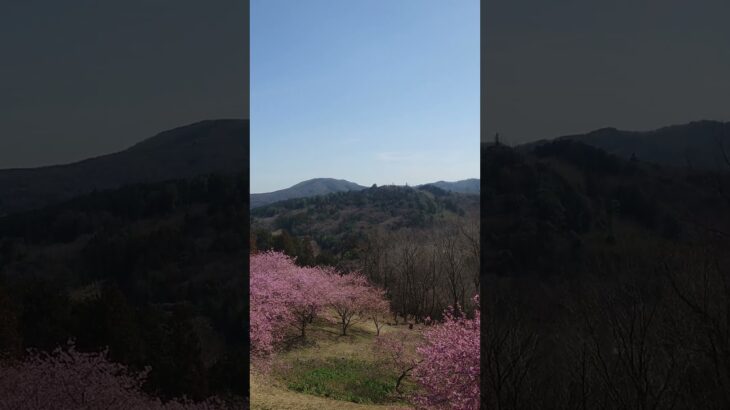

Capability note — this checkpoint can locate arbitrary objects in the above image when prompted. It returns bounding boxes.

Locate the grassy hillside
[251,376,410,410]
[251,312,418,410]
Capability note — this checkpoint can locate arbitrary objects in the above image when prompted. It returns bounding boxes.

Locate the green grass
[282,357,395,404]
[252,315,420,409]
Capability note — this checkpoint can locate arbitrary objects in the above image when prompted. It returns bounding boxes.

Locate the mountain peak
[587,127,619,135]
[0,119,249,215]
[250,178,367,209]
[290,177,359,187]
[128,119,247,152]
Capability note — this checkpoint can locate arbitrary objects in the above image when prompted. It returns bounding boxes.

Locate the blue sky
[251,0,479,193]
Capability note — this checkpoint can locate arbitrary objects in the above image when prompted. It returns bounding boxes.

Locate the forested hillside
[521,120,730,170]
[0,172,248,404]
[251,184,481,321]
[483,139,730,278]
[479,140,730,409]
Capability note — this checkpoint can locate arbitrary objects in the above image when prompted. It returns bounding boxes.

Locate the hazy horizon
[251,0,480,193]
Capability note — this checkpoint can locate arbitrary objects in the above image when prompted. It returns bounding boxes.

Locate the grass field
[250,313,422,410]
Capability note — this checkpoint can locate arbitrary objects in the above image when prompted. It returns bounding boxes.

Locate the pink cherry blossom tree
[0,341,224,409]
[250,251,393,364]
[364,287,392,336]
[412,295,480,410]
[249,251,297,360]
[285,264,337,339]
[328,272,389,336]
[250,251,349,358]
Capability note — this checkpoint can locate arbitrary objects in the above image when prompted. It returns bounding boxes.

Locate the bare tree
[570,277,688,410]
[664,246,730,408]
[460,222,481,294]
[441,231,467,310]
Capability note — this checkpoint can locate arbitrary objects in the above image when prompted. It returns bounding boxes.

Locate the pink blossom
[250,252,391,360]
[0,341,224,409]
[249,251,298,360]
[328,272,389,336]
[412,295,480,410]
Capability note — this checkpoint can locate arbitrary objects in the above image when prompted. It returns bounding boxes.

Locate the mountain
[420,178,480,194]
[250,178,480,209]
[0,119,248,215]
[521,120,730,170]
[250,178,367,209]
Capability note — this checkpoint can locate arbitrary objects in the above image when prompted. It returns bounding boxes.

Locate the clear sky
[0,1,247,169]
[484,0,730,145]
[251,0,480,193]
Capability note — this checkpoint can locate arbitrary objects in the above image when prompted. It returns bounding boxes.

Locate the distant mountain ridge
[419,178,480,194]
[250,178,367,209]
[0,119,248,215]
[249,178,480,209]
[521,120,730,170]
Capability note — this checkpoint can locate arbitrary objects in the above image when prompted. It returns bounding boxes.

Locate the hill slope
[250,184,479,270]
[419,178,480,194]
[0,172,249,400]
[0,119,248,215]
[250,178,367,209]
[521,120,730,170]
[481,139,730,279]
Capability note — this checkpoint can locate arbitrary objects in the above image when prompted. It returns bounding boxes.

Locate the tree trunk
[395,366,414,393]
[374,319,382,336]
[396,371,407,393]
